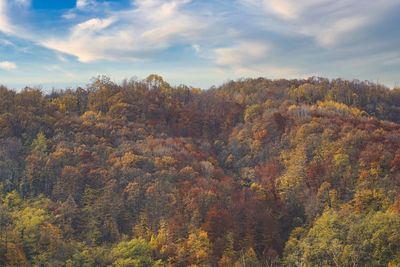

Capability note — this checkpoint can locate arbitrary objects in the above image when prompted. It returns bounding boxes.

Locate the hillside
[1,75,400,266]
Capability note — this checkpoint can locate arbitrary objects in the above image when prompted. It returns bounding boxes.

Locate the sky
[0,0,400,90]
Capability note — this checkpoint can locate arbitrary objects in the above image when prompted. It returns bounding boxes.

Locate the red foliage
[254,158,281,200]
[272,112,286,133]
[391,153,400,172]
[203,207,233,241]
[305,162,325,191]
[79,150,92,161]
[393,197,400,215]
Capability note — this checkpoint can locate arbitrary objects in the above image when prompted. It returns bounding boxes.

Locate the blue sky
[0,0,399,90]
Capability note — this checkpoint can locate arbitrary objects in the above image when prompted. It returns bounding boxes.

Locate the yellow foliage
[0,116,12,137]
[154,156,177,170]
[186,230,211,265]
[250,183,266,200]
[4,243,29,267]
[264,99,279,109]
[80,111,101,128]
[244,104,264,121]
[225,154,234,168]
[61,94,78,113]
[108,102,131,118]
[191,87,202,95]
[333,152,350,168]
[254,129,269,141]
[179,166,198,180]
[353,189,388,212]
[218,255,232,267]
[237,127,252,141]
[313,100,364,117]
[121,152,147,167]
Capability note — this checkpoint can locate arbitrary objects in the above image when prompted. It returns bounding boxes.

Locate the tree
[111,237,162,267]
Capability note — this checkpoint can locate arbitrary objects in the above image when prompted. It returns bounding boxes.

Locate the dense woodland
[1,74,400,266]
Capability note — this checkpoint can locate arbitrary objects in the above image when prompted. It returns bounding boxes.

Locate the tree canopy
[0,75,400,266]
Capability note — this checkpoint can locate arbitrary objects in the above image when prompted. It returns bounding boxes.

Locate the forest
[1,74,400,266]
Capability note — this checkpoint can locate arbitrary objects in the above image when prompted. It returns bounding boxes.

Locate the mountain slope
[0,75,400,266]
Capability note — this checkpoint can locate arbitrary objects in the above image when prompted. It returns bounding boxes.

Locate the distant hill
[1,75,400,266]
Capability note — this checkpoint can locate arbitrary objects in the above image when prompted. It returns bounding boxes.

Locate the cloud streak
[42,0,213,62]
[0,0,13,34]
[215,41,270,67]
[0,61,16,69]
[241,0,400,47]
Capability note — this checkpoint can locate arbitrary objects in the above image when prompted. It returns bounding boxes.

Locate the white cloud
[266,0,298,20]
[0,0,12,33]
[74,18,116,33]
[214,40,302,79]
[62,11,76,20]
[265,0,331,20]
[0,0,32,37]
[0,61,16,70]
[0,38,14,46]
[192,44,200,53]
[233,65,302,78]
[314,16,367,47]
[56,53,69,63]
[214,63,303,81]
[14,0,30,7]
[241,0,400,47]
[76,0,94,9]
[44,65,75,78]
[215,41,270,67]
[76,0,87,8]
[41,0,211,62]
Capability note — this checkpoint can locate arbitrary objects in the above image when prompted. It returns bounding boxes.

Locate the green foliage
[244,104,264,122]
[30,132,48,156]
[111,237,162,267]
[283,209,400,266]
